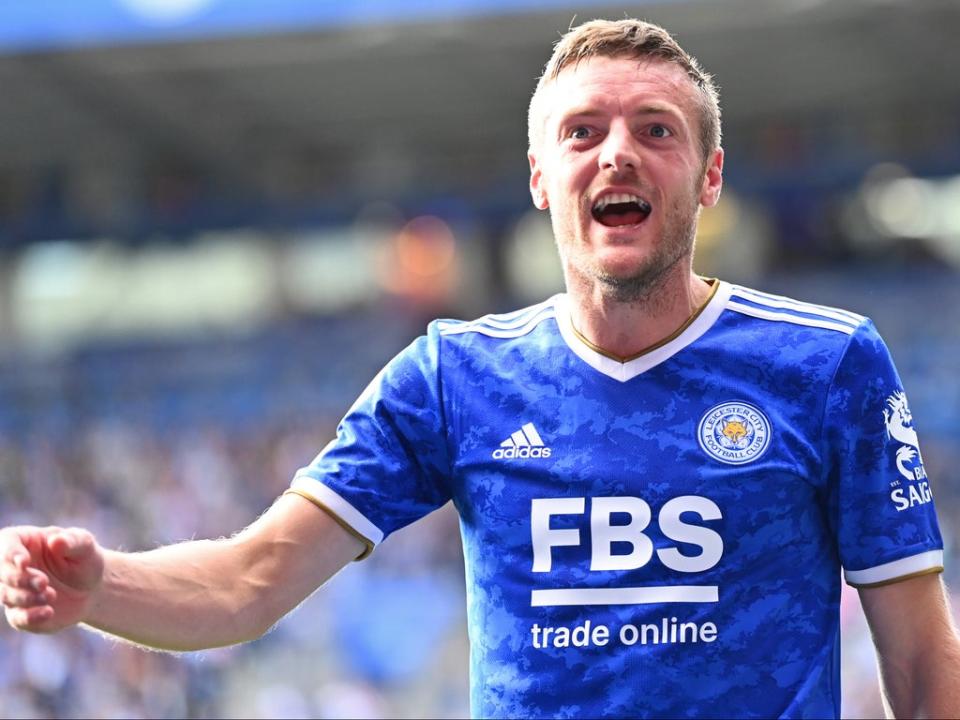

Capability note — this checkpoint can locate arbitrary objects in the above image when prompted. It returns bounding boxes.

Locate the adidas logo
[492,422,552,459]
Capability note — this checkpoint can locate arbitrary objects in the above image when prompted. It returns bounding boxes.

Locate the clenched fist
[1,526,104,633]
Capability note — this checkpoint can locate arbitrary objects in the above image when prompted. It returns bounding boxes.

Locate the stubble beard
[562,189,701,305]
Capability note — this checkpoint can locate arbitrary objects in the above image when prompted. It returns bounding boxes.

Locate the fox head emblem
[722,419,747,444]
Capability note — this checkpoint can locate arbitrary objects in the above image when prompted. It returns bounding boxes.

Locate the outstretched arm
[859,573,960,718]
[1,493,364,651]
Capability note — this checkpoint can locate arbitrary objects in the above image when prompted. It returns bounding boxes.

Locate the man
[2,18,958,719]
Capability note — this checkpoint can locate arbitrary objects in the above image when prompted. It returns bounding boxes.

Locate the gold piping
[846,565,943,589]
[570,278,719,363]
[283,488,375,561]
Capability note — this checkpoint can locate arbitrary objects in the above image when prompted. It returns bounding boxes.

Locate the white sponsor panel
[530,585,719,607]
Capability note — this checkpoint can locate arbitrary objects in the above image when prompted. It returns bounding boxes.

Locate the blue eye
[650,124,672,138]
[570,126,592,140]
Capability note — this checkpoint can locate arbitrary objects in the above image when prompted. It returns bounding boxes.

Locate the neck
[566,263,714,361]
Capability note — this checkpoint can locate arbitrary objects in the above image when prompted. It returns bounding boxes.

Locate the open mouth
[591,193,653,227]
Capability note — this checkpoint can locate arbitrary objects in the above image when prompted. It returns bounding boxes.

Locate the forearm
[877,632,960,719]
[862,575,960,719]
[81,494,364,652]
[83,536,274,651]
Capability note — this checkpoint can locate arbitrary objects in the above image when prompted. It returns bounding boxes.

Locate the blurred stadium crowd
[1,1,960,718]
[0,304,473,718]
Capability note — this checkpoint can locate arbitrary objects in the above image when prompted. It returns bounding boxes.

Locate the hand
[1,526,104,633]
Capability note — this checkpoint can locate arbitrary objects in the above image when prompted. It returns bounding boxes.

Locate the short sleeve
[822,319,944,587]
[289,326,452,557]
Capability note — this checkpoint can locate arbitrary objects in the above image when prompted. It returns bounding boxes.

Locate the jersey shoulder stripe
[473,296,556,325]
[728,286,864,335]
[730,285,865,324]
[437,297,558,338]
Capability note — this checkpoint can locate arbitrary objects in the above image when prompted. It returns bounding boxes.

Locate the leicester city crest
[698,401,771,465]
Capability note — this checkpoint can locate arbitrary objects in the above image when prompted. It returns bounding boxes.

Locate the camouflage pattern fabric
[292,281,943,719]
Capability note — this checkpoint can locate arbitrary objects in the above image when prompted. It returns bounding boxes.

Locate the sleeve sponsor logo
[883,391,932,511]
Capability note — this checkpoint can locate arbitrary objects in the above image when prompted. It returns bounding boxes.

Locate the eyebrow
[558,104,684,124]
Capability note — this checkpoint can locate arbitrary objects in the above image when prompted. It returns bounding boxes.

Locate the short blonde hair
[528,19,721,160]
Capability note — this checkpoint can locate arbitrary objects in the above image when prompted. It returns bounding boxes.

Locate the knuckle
[2,570,26,589]
[6,607,46,632]
[3,586,43,608]
[5,607,24,629]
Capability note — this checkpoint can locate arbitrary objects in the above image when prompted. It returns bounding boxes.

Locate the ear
[699,147,724,208]
[528,150,549,210]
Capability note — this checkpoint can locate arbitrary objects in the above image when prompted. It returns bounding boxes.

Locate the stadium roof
[0,0,958,242]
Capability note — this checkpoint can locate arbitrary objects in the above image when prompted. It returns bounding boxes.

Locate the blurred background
[0,0,958,717]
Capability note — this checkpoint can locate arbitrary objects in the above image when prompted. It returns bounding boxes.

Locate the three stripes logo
[492,422,552,459]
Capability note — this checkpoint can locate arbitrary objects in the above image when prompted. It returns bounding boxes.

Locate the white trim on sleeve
[844,549,944,586]
[290,474,385,546]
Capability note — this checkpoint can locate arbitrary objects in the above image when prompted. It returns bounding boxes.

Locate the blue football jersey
[290,280,943,719]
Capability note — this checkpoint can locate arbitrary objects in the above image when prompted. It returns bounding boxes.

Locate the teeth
[593,193,648,212]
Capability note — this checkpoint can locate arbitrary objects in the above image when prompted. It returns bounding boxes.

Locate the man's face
[529,56,723,301]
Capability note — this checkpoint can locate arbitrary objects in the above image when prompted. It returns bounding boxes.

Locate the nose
[598,121,640,173]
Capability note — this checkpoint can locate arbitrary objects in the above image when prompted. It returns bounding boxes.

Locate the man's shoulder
[721,282,868,339]
[703,282,883,384]
[431,295,562,342]
[377,296,563,384]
